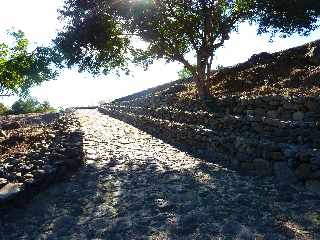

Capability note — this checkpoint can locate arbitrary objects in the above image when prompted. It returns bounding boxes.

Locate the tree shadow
[0,118,319,240]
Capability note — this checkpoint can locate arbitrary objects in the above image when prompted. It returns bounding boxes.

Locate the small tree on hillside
[0,103,9,115]
[55,0,320,106]
[0,31,61,97]
[178,65,194,80]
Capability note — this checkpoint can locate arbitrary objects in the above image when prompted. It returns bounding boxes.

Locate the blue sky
[1,0,320,107]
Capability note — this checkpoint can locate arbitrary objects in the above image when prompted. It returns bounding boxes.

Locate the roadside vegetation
[0,97,56,116]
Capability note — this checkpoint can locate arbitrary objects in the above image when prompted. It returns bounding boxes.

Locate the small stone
[311,170,320,179]
[297,152,311,163]
[271,152,285,161]
[0,130,7,138]
[0,183,23,202]
[65,148,80,158]
[240,162,254,172]
[255,108,265,116]
[288,158,300,169]
[304,101,318,112]
[230,158,240,168]
[274,162,297,184]
[253,158,271,176]
[48,133,56,138]
[266,110,278,119]
[283,103,297,110]
[15,172,22,177]
[254,234,265,240]
[269,100,279,107]
[112,217,133,232]
[32,169,46,178]
[176,212,207,234]
[25,178,35,185]
[311,156,320,169]
[0,178,8,188]
[155,198,171,210]
[247,110,254,116]
[24,173,34,179]
[50,152,66,161]
[283,147,298,158]
[292,111,304,121]
[53,216,77,231]
[306,180,320,195]
[221,221,253,239]
[63,158,79,168]
[295,164,313,180]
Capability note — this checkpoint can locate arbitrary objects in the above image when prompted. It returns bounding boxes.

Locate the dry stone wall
[99,101,320,195]
[213,95,320,122]
[115,94,320,122]
[0,110,83,207]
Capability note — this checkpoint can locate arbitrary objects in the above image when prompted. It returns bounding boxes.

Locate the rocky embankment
[0,110,83,207]
[100,40,320,195]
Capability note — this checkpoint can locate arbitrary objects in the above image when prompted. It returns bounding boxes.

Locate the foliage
[178,65,194,79]
[9,97,55,115]
[55,0,320,103]
[0,30,61,97]
[253,0,320,37]
[178,63,225,79]
[0,103,9,115]
[216,64,224,70]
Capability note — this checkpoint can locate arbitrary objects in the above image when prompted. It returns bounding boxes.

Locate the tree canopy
[0,31,61,97]
[254,0,320,36]
[55,0,320,104]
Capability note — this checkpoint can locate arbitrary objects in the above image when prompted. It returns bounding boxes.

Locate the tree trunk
[194,55,213,109]
[194,72,212,110]
[194,75,209,101]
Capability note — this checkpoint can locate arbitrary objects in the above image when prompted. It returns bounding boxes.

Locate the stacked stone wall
[99,39,320,194]
[99,102,320,194]
[0,110,83,207]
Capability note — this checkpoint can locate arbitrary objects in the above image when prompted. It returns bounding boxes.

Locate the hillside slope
[110,39,320,114]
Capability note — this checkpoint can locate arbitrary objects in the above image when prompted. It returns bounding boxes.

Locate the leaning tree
[0,31,60,97]
[55,0,320,105]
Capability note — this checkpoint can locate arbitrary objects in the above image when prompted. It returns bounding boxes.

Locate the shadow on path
[0,110,319,240]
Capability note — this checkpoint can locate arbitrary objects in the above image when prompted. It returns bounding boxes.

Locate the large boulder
[0,183,23,203]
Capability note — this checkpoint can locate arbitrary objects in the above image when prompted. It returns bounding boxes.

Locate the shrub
[10,97,55,115]
[0,103,9,115]
[178,66,193,79]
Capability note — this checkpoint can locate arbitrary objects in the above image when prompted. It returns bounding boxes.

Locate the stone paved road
[0,109,319,240]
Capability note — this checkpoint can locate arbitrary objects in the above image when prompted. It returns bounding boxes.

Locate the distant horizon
[1,0,320,108]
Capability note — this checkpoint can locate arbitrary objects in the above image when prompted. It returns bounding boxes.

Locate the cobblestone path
[1,109,319,240]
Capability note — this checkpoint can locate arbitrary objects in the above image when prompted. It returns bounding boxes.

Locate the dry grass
[177,49,320,104]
